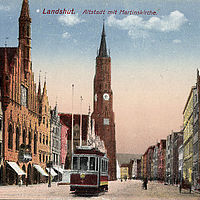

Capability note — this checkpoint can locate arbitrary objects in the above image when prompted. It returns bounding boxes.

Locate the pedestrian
[124,175,127,181]
[26,177,28,187]
[143,177,148,190]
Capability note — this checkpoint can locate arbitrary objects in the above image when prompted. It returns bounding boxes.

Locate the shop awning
[7,162,26,176]
[33,164,48,177]
[53,166,64,174]
[46,168,57,177]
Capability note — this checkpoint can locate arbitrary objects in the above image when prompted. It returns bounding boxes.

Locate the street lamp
[18,144,32,186]
[47,160,53,187]
[71,84,74,170]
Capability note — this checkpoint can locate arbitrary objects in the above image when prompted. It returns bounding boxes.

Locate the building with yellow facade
[120,164,129,180]
[141,156,143,178]
[183,86,195,183]
[193,70,200,189]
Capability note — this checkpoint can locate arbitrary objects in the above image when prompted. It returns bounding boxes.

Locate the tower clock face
[95,94,97,101]
[103,93,110,101]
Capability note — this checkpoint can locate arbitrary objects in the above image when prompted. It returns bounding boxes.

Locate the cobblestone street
[0,180,200,200]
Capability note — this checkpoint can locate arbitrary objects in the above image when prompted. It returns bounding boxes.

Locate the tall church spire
[19,0,32,78]
[19,0,31,20]
[98,21,108,57]
[92,23,116,180]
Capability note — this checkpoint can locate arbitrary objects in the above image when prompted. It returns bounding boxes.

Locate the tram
[70,146,109,194]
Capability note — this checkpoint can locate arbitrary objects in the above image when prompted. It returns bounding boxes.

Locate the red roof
[74,147,105,157]
[59,113,89,141]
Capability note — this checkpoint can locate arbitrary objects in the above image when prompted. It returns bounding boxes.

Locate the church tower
[92,23,116,180]
[19,0,32,78]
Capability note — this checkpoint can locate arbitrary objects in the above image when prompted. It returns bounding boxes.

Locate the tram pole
[71,84,74,169]
[80,96,83,147]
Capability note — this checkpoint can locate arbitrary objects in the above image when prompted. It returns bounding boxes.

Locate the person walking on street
[124,175,127,181]
[143,177,148,190]
[26,177,28,187]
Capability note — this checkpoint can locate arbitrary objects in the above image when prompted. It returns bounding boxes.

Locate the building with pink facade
[59,113,89,169]
[60,118,69,169]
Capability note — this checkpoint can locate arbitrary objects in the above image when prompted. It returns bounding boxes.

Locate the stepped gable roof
[59,113,89,140]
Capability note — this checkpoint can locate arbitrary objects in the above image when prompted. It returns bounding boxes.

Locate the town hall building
[0,0,50,185]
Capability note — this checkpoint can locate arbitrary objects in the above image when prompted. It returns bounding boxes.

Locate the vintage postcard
[0,0,200,199]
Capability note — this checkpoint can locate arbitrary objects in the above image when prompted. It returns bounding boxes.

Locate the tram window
[96,158,98,171]
[73,157,78,170]
[102,160,105,172]
[80,157,88,171]
[89,157,95,171]
[106,161,108,171]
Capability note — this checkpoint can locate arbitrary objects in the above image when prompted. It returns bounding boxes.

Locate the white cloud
[0,5,10,11]
[58,14,85,26]
[107,10,188,39]
[62,32,71,39]
[173,39,181,44]
[128,29,149,39]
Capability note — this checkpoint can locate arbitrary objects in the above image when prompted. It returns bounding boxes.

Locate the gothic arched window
[46,136,48,145]
[8,124,13,149]
[34,133,37,154]
[28,131,32,145]
[39,106,42,114]
[105,106,108,117]
[16,127,20,150]
[39,133,41,143]
[43,135,45,144]
[23,129,26,144]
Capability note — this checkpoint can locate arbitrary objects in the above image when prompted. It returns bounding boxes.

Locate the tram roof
[74,146,106,157]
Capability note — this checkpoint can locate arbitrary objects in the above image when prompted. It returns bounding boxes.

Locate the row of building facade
[116,153,142,180]
[0,0,91,185]
[140,70,200,190]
